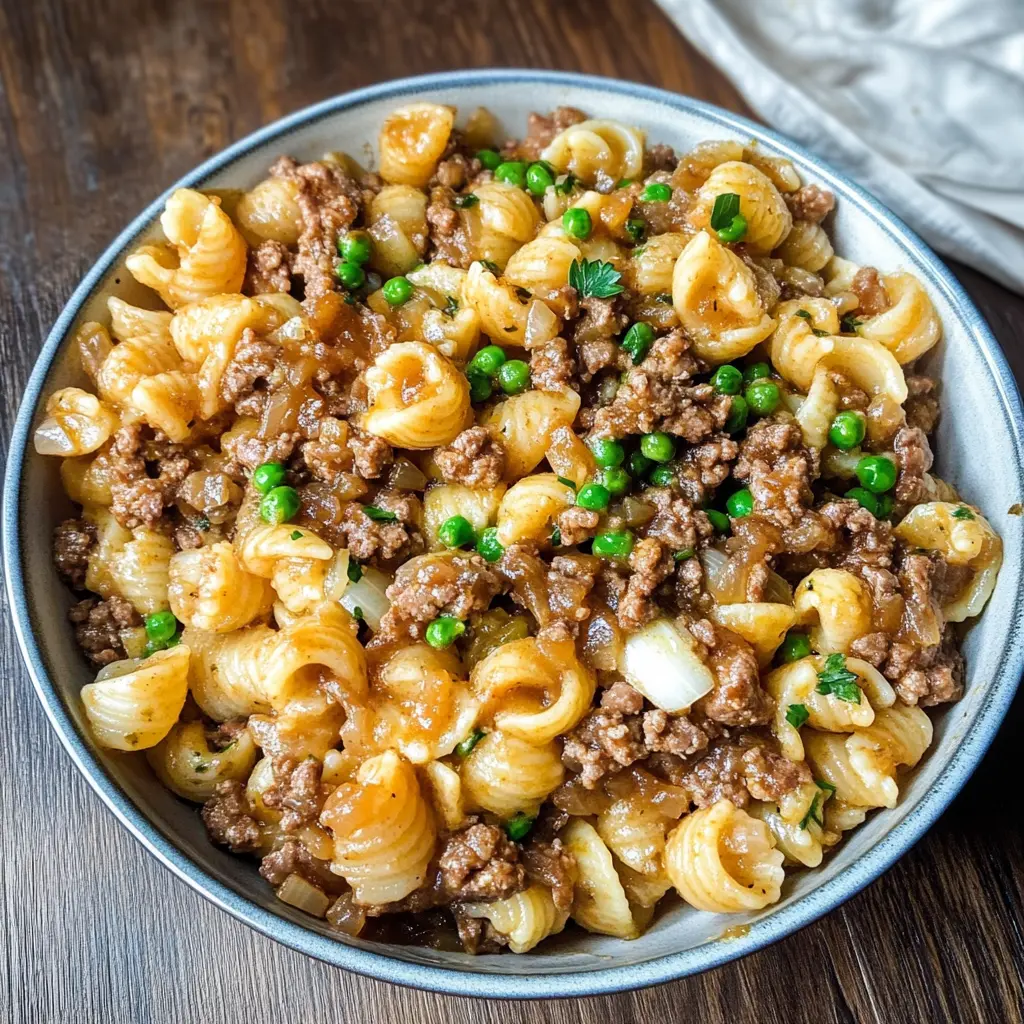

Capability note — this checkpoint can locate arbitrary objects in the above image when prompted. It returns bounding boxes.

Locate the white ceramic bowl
[5,70,1023,998]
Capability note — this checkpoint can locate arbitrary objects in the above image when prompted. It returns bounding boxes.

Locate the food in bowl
[35,101,1002,954]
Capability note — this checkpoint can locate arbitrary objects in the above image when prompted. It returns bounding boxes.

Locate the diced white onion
[524,298,559,349]
[275,873,329,918]
[620,618,715,713]
[340,566,392,632]
[323,550,352,604]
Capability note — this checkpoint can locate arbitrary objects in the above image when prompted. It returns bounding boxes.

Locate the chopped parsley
[568,258,624,300]
[815,779,837,795]
[794,309,812,320]
[193,514,211,532]
[290,530,302,540]
[453,193,479,209]
[554,173,578,196]
[799,795,824,831]
[443,295,459,318]
[478,259,500,274]
[841,314,865,333]
[815,653,862,704]
[362,505,397,522]
[785,703,810,729]
[556,476,577,490]
[674,548,694,562]
[504,812,536,843]
[550,526,562,546]
[352,606,364,621]
[952,506,975,520]
[625,218,646,243]
[514,286,532,301]
[655,292,673,304]
[347,559,363,584]
[811,327,831,337]
[455,729,485,758]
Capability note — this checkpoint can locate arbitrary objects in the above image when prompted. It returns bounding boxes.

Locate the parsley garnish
[347,559,363,584]
[569,258,624,300]
[443,295,459,318]
[785,703,810,729]
[504,812,536,842]
[815,654,862,704]
[811,327,830,337]
[625,218,646,243]
[455,730,485,758]
[290,530,302,540]
[655,292,673,304]
[193,514,211,532]
[556,476,577,490]
[632,246,647,258]
[478,259,499,274]
[709,192,741,231]
[514,286,532,301]
[551,526,562,546]
[362,505,397,522]
[799,795,823,831]
[674,548,694,562]
[453,193,479,209]
[352,606,364,621]
[841,314,865,333]
[554,173,578,196]
[815,779,837,795]
[794,309,812,320]
[952,506,975,520]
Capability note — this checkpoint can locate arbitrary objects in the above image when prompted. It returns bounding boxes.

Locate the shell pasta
[40,102,997,956]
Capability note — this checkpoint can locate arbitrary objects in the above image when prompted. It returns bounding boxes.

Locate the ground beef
[884,626,964,707]
[202,780,262,853]
[893,426,933,505]
[68,595,141,666]
[335,491,425,563]
[644,143,677,174]
[453,912,508,955]
[617,538,674,631]
[849,631,892,668]
[244,239,293,295]
[434,427,506,488]
[347,430,393,480]
[438,824,526,901]
[174,523,206,551]
[223,429,301,472]
[529,338,577,392]
[676,739,810,809]
[675,435,739,505]
[555,506,600,547]
[733,418,817,527]
[642,709,710,758]
[697,624,774,727]
[572,297,627,354]
[600,680,645,715]
[851,266,891,317]
[262,756,325,832]
[430,153,481,190]
[644,487,714,551]
[575,334,629,382]
[904,375,941,435]
[785,185,836,223]
[259,838,344,893]
[562,705,647,788]
[378,551,502,641]
[53,518,96,589]
[106,425,193,529]
[219,328,284,414]
[517,106,587,162]
[522,837,576,912]
[270,156,363,300]
[426,186,473,268]
[546,554,599,628]
[819,498,895,572]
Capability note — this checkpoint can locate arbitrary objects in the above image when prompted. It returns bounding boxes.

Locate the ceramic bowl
[5,69,1023,998]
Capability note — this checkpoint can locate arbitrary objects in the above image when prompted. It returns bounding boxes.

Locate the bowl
[5,69,1024,998]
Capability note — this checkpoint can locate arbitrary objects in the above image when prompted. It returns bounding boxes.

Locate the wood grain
[1,1,1022,1021]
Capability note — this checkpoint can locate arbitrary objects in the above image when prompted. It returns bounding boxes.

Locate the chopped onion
[524,298,558,350]
[620,618,715,713]
[388,458,428,492]
[276,873,329,918]
[326,891,367,936]
[340,566,392,631]
[324,550,352,603]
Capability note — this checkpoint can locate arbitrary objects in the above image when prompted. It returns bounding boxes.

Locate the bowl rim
[4,67,1023,1000]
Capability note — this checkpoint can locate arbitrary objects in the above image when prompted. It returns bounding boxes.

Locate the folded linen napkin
[655,0,1024,294]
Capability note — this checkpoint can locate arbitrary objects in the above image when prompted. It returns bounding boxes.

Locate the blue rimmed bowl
[4,69,1023,999]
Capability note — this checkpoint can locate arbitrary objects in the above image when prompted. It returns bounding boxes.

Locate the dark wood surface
[1,2,1022,1021]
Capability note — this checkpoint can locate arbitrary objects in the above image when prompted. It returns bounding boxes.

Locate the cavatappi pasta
[41,103,999,955]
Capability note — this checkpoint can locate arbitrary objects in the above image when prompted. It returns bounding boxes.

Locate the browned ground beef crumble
[53,107,984,955]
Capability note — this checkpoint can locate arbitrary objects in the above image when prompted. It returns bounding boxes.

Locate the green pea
[716,214,748,243]
[577,482,611,512]
[649,466,675,488]
[828,411,866,451]
[876,493,894,519]
[562,207,592,240]
[382,276,413,306]
[468,344,507,378]
[640,432,676,463]
[628,451,655,478]
[504,813,535,842]
[467,369,493,403]
[335,260,366,290]
[252,462,287,495]
[592,530,634,558]
[338,231,372,265]
[589,437,625,469]
[711,365,743,395]
[855,455,897,494]
[476,149,502,171]
[742,362,772,386]
[259,485,300,525]
[778,631,812,664]
[725,395,749,434]
[846,487,880,517]
[706,508,731,534]
[144,610,178,645]
[642,182,673,202]
[495,161,527,188]
[438,515,475,549]
[526,161,555,195]
[621,322,655,364]
[726,488,754,518]
[425,615,466,650]
[476,527,505,563]
[497,359,530,395]
[745,380,781,417]
[600,466,631,496]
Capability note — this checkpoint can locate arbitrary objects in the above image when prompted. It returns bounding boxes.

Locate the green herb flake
[709,192,741,231]
[811,327,831,337]
[568,258,625,300]
[514,286,532,301]
[952,506,975,520]
[504,813,536,843]
[799,795,823,831]
[655,292,673,304]
[362,505,398,522]
[453,193,479,209]
[290,530,302,540]
[478,259,500,274]
[193,514,211,532]
[794,309,812,320]
[455,729,485,758]
[443,295,459,318]
[556,476,577,490]
[815,653,862,704]
[352,606,364,621]
[841,314,865,333]
[550,526,562,547]
[674,548,694,562]
[785,703,810,729]
[554,173,578,196]
[815,779,837,795]
[347,559,363,584]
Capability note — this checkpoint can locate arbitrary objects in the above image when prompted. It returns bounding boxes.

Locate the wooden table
[2,1,1022,1020]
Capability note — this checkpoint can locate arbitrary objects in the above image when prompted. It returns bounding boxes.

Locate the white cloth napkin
[655,0,1024,294]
